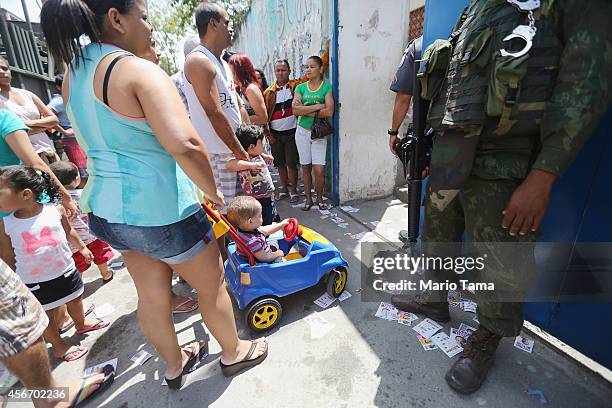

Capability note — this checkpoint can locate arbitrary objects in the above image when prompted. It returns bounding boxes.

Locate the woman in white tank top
[0,57,59,163]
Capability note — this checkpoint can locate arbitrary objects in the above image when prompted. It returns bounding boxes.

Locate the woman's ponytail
[41,0,101,67]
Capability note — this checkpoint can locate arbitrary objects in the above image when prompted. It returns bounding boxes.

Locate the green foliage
[169,0,252,33]
[150,0,251,74]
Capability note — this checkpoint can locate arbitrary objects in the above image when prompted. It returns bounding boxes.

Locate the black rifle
[395,60,432,246]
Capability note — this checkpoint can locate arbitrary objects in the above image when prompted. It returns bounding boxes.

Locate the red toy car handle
[284,218,302,241]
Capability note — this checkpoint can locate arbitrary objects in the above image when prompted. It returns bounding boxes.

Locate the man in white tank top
[184,3,250,216]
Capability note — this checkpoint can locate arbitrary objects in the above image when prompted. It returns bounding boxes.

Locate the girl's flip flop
[59,304,94,334]
[55,345,88,362]
[76,319,110,335]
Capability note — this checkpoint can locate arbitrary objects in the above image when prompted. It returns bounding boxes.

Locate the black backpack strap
[102,53,131,107]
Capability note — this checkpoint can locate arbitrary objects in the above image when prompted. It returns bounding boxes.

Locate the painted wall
[234,0,411,202]
[336,0,410,202]
[233,0,330,81]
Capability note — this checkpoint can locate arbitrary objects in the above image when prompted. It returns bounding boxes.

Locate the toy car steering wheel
[284,218,301,241]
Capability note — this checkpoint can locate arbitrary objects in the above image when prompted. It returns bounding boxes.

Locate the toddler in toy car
[227,196,289,263]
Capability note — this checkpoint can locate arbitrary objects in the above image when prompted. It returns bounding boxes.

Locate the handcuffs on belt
[500,0,541,58]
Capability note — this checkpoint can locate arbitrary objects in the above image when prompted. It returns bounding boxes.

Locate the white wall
[337,0,410,202]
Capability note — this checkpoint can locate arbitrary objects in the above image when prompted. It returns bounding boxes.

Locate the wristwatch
[388,129,399,136]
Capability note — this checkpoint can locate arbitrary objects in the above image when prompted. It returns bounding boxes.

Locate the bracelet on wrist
[388,129,399,136]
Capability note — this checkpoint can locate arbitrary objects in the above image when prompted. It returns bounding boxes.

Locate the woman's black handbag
[310,111,334,140]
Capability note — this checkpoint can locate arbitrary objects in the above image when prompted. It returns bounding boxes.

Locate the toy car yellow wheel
[326,268,348,298]
[246,298,282,333]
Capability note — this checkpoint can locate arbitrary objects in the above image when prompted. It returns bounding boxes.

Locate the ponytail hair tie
[37,191,51,204]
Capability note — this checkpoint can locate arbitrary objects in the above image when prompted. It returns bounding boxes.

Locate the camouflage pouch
[486,53,529,118]
[417,39,453,101]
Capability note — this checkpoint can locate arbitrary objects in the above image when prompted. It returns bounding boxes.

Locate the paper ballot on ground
[352,232,367,240]
[457,323,477,339]
[304,312,335,339]
[447,290,462,307]
[340,206,359,213]
[319,209,331,215]
[131,350,153,366]
[338,291,352,302]
[462,300,477,313]
[374,302,400,321]
[431,332,463,358]
[314,293,337,309]
[397,311,418,326]
[370,221,380,227]
[83,358,118,378]
[93,303,115,318]
[417,335,438,351]
[412,318,443,339]
[450,328,465,346]
[513,336,535,353]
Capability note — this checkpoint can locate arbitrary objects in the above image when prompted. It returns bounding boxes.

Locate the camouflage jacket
[428,0,611,203]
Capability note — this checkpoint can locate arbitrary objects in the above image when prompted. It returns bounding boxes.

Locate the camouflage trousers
[420,175,537,337]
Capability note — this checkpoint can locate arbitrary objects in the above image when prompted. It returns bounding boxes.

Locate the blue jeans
[88,208,214,264]
[258,197,277,226]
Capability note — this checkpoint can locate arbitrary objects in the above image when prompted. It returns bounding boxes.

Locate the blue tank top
[66,44,199,226]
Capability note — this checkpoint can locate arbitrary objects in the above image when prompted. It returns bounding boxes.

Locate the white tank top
[0,88,55,153]
[3,205,75,284]
[183,45,242,154]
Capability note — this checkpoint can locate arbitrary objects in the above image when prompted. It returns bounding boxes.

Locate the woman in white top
[0,57,60,164]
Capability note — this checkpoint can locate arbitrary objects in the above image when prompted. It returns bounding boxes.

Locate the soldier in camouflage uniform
[392,0,611,394]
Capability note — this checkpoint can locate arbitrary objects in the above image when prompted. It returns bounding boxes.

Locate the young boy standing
[49,161,114,282]
[227,125,278,225]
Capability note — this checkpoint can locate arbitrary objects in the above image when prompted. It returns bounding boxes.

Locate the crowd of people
[3,0,607,404]
[0,0,337,405]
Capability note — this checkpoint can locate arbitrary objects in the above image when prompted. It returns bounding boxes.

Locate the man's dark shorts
[270,128,299,168]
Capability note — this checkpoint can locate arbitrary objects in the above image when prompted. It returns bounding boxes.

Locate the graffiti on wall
[233,0,329,82]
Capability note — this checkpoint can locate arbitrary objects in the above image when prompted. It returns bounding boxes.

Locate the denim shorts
[88,208,214,265]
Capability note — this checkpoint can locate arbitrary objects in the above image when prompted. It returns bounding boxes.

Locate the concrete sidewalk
[8,196,612,407]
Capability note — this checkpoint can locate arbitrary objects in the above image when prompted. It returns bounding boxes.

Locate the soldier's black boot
[391,294,451,323]
[445,325,502,394]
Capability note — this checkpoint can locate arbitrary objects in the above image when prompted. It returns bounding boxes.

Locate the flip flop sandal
[84,303,95,317]
[302,202,314,212]
[55,345,88,362]
[74,364,115,407]
[59,318,75,334]
[76,319,110,335]
[172,298,198,314]
[59,303,94,334]
[165,341,207,389]
[317,202,328,211]
[289,193,300,203]
[220,340,268,377]
[102,270,114,284]
[277,191,289,200]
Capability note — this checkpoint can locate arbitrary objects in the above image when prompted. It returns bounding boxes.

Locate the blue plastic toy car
[219,217,349,333]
